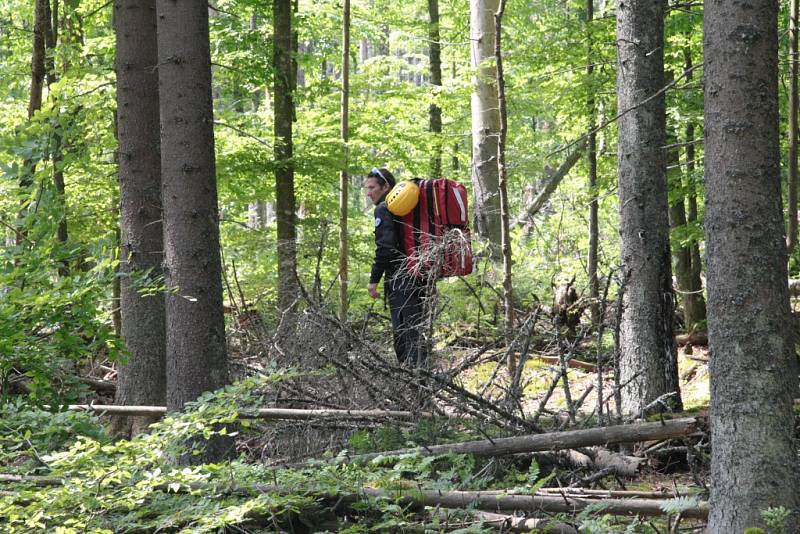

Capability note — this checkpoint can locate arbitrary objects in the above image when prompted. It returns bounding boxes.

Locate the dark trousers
[386,275,428,366]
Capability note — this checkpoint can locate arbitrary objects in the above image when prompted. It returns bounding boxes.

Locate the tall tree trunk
[273,0,299,325]
[470,0,502,256]
[428,0,442,179]
[29,0,47,122]
[616,0,681,415]
[157,0,229,461]
[704,1,800,531]
[494,0,514,375]
[18,0,49,247]
[114,0,166,438]
[338,0,350,321]
[789,0,799,253]
[45,0,70,275]
[682,47,706,328]
[586,0,599,329]
[666,130,697,333]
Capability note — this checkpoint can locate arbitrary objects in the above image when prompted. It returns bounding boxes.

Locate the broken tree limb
[63,405,429,421]
[326,487,710,520]
[341,417,703,464]
[675,331,708,346]
[512,138,587,228]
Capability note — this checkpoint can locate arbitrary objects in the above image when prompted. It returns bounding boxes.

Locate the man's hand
[368,283,380,299]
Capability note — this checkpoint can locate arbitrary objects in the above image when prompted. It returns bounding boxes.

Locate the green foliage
[659,495,699,515]
[761,506,792,534]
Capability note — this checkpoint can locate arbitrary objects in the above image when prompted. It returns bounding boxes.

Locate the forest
[0,0,798,532]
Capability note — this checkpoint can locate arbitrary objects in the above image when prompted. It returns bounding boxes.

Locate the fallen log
[64,405,428,421]
[537,487,681,499]
[322,487,710,520]
[79,376,116,395]
[342,417,703,464]
[675,331,708,346]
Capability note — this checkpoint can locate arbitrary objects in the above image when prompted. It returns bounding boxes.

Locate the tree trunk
[666,130,696,334]
[114,0,166,438]
[616,0,681,415]
[46,0,70,274]
[470,0,501,255]
[156,0,229,461]
[704,1,800,531]
[29,0,47,121]
[682,46,706,328]
[274,0,299,327]
[493,0,514,374]
[586,0,599,329]
[789,0,799,253]
[338,0,350,322]
[428,0,442,179]
[18,0,49,247]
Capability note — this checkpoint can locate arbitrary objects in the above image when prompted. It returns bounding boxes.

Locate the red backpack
[398,178,474,278]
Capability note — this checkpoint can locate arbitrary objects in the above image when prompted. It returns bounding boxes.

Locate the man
[365,167,427,366]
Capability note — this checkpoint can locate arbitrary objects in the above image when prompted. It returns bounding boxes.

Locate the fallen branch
[328,487,710,520]
[675,331,708,346]
[341,417,703,463]
[512,139,587,228]
[64,405,429,421]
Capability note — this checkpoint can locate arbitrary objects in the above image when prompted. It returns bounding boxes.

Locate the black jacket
[369,200,405,284]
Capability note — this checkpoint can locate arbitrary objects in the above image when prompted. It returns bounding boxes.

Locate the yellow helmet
[386,180,420,216]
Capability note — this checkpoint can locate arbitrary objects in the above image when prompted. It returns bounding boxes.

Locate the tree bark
[586,0,599,329]
[616,0,681,415]
[274,0,299,326]
[789,0,799,253]
[494,0,514,374]
[338,0,350,322]
[156,0,229,461]
[18,0,49,247]
[704,0,800,531]
[428,0,442,179]
[470,0,501,255]
[114,0,166,438]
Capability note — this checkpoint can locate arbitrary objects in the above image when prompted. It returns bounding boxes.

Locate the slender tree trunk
[338,0,350,321]
[273,0,299,326]
[704,1,799,531]
[789,0,799,253]
[428,0,442,179]
[682,47,706,328]
[157,0,229,461]
[45,0,70,275]
[29,0,47,121]
[586,0,599,329]
[18,0,49,247]
[616,0,681,415]
[470,0,502,255]
[114,0,166,438]
[494,0,514,375]
[666,128,689,324]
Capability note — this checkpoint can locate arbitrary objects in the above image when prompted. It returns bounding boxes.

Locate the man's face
[365,177,390,205]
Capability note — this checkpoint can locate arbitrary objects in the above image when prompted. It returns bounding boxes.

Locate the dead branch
[64,405,429,421]
[339,417,703,464]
